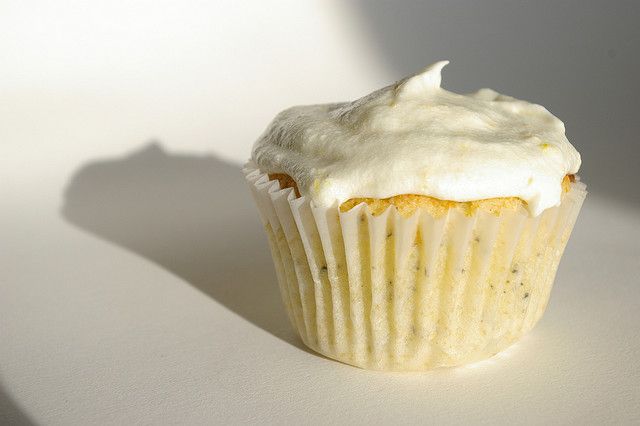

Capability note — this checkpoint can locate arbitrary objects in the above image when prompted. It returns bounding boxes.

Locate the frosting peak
[395,60,449,98]
[252,61,581,216]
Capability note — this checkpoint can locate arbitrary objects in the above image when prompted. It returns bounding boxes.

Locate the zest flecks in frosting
[252,61,581,216]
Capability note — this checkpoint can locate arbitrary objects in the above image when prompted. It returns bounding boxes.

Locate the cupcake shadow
[61,142,305,349]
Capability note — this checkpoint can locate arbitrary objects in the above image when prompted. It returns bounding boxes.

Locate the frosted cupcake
[244,61,585,371]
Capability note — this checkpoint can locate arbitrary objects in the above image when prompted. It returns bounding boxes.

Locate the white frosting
[252,61,581,216]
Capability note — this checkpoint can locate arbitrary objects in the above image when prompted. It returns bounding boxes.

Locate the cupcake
[244,61,585,371]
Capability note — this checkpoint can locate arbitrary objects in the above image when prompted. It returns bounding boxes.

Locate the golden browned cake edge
[269,173,575,217]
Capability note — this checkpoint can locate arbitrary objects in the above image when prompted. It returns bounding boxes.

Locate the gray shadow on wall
[62,142,301,348]
[0,382,35,426]
[350,0,640,208]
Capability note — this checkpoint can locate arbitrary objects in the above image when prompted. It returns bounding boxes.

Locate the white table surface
[2,1,640,424]
[3,141,640,425]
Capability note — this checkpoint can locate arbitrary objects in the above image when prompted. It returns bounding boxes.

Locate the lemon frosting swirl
[252,61,581,216]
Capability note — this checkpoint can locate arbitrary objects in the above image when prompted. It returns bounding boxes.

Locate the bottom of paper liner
[245,163,586,371]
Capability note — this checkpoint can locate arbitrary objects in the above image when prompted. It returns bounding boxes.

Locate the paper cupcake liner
[244,163,586,371]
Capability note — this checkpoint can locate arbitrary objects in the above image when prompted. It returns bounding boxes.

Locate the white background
[2,1,639,424]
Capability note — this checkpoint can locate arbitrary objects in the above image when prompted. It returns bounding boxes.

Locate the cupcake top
[252,61,581,216]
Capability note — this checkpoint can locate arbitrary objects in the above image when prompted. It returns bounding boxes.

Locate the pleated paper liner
[244,163,586,371]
